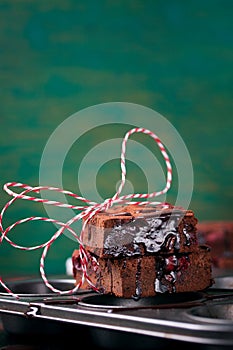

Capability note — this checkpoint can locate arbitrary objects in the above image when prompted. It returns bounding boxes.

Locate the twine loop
[0,127,172,298]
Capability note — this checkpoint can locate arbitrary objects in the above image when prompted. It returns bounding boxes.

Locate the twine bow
[0,127,172,298]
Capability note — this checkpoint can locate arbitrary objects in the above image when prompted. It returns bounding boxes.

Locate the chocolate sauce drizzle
[133,258,142,301]
[155,254,190,293]
[103,211,191,258]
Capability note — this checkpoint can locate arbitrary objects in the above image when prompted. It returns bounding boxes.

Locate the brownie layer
[82,204,198,258]
[72,245,213,298]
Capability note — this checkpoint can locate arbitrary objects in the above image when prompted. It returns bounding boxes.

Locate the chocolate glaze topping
[103,211,191,258]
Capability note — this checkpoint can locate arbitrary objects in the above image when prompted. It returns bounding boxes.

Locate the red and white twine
[0,127,172,298]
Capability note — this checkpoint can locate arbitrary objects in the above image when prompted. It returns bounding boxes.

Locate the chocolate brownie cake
[72,204,214,298]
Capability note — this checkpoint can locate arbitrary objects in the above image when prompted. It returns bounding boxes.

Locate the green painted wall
[0,0,232,278]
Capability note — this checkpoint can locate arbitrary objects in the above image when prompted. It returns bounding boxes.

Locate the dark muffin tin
[0,276,233,349]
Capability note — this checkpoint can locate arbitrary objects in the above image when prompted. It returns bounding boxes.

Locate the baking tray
[0,276,233,349]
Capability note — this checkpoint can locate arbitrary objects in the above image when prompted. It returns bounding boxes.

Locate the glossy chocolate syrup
[103,210,192,258]
[155,254,190,293]
[133,258,142,300]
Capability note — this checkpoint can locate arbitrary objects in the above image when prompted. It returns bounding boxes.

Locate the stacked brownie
[72,204,214,298]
